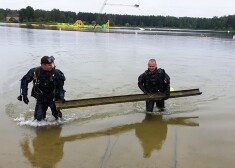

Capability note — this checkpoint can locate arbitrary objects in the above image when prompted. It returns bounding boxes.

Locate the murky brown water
[1,25,235,168]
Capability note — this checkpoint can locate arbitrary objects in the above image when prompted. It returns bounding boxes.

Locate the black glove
[59,96,65,103]
[17,95,23,101]
[164,91,170,100]
[23,95,29,104]
[142,89,147,94]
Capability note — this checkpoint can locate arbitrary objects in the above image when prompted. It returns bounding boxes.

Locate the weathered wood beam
[55,88,202,109]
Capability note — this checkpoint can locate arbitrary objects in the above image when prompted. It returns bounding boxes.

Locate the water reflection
[21,127,64,168]
[21,115,198,167]
[64,114,198,158]
[136,114,198,157]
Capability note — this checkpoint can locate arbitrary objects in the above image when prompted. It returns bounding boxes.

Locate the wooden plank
[55,88,202,109]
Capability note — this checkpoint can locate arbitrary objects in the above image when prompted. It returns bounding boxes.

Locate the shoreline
[1,22,234,39]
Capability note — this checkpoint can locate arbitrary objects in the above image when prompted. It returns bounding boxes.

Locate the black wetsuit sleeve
[164,72,170,92]
[138,73,147,93]
[20,68,35,96]
[55,69,66,98]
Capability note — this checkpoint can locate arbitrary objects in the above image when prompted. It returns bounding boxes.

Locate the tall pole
[100,0,109,13]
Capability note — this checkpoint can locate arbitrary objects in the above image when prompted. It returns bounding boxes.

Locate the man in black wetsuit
[18,56,66,121]
[138,59,170,112]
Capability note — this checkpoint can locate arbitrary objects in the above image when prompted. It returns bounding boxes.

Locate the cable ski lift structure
[100,0,139,13]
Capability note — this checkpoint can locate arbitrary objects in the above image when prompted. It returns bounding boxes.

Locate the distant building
[6,14,20,22]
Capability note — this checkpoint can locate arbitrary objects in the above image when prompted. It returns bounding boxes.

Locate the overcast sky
[1,0,234,18]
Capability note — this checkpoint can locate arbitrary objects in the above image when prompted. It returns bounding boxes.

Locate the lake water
[0,26,235,168]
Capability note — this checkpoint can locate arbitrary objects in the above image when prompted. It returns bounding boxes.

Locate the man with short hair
[18,56,66,121]
[138,59,170,112]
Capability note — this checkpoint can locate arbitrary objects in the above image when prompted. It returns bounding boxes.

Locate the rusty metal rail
[55,88,202,109]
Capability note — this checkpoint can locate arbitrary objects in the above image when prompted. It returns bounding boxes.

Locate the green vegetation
[0,6,234,30]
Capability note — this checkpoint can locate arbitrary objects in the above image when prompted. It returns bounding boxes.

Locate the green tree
[226,15,235,30]
[34,9,47,22]
[19,6,35,22]
[63,11,77,23]
[0,8,5,21]
[49,9,61,22]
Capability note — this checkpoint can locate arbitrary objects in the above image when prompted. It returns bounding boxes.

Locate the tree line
[0,6,234,30]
